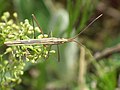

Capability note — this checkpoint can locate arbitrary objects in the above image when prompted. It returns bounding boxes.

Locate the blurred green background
[1,0,120,90]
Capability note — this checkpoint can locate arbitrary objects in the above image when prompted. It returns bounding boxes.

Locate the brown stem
[78,47,87,90]
[94,43,120,60]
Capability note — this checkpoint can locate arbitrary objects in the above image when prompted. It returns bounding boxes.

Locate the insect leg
[32,14,44,36]
[57,45,60,62]
[48,30,53,37]
[31,15,35,39]
[44,31,53,60]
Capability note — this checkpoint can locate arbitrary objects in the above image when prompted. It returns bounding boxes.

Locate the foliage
[0,12,55,89]
[67,0,96,37]
[1,0,120,90]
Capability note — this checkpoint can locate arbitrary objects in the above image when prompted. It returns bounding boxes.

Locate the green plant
[0,12,55,89]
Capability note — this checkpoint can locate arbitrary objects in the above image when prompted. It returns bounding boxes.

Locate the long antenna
[69,14,103,40]
[32,14,44,36]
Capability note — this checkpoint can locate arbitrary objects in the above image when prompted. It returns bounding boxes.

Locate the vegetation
[0,0,120,90]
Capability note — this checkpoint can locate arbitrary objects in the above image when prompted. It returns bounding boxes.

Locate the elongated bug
[5,14,102,46]
[4,14,103,61]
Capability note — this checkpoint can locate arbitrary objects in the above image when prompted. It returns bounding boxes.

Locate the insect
[4,14,103,61]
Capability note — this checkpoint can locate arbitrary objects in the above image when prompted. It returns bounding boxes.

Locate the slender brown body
[4,38,70,46]
[4,14,102,62]
[4,14,102,46]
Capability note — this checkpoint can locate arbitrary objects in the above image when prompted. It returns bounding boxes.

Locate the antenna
[69,14,103,40]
